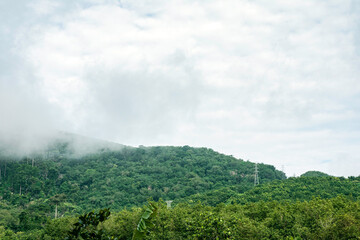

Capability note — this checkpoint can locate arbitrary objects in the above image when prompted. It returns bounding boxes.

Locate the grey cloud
[1,0,360,177]
[81,51,202,142]
[0,0,65,153]
[0,81,59,155]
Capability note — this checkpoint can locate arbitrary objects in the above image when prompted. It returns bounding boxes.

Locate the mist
[1,0,360,176]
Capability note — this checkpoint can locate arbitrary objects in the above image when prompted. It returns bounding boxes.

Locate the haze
[1,0,360,177]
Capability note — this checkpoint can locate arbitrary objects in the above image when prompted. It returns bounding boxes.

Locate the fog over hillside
[0,130,124,157]
[1,0,360,177]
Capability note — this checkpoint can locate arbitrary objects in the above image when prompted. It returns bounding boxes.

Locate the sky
[1,0,360,177]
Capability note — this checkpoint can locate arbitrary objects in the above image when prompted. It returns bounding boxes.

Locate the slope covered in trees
[230,176,360,204]
[301,170,330,177]
[0,145,285,210]
[0,141,285,233]
[1,137,360,239]
[182,175,360,206]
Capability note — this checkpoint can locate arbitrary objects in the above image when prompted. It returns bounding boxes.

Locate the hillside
[0,145,285,209]
[180,175,360,206]
[231,176,360,203]
[1,137,360,239]
[0,138,286,232]
[0,131,125,158]
[301,170,330,177]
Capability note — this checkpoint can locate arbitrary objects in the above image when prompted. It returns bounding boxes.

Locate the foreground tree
[65,208,111,240]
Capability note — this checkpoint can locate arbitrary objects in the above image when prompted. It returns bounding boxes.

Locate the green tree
[66,208,111,240]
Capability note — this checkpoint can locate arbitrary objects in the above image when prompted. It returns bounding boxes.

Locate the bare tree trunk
[19,185,22,195]
[32,159,34,167]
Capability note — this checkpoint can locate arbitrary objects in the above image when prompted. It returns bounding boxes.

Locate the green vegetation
[0,139,359,239]
[301,171,330,177]
[1,197,360,239]
[178,176,360,206]
[0,144,284,232]
[0,145,285,210]
[65,208,111,240]
[229,176,360,204]
[132,201,158,240]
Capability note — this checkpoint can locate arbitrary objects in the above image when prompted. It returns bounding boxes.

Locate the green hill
[181,175,360,206]
[230,176,360,203]
[301,170,330,177]
[0,136,286,233]
[0,133,285,218]
[0,144,285,210]
[1,135,360,239]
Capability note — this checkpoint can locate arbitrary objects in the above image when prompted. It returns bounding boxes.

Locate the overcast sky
[1,0,360,177]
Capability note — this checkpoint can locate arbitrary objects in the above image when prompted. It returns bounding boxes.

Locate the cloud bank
[1,0,360,176]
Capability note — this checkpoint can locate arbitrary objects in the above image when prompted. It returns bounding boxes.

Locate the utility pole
[55,204,58,219]
[254,163,259,186]
[165,200,173,209]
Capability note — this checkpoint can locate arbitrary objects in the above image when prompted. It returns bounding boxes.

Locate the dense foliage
[0,144,284,233]
[178,176,360,206]
[1,139,359,239]
[301,171,330,177]
[65,208,111,240]
[230,176,360,204]
[2,197,360,239]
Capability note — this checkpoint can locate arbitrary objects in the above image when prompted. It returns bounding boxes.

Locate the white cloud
[1,0,360,176]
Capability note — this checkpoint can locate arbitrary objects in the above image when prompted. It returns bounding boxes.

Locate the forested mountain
[230,175,360,204]
[178,175,360,206]
[301,170,330,177]
[0,143,285,210]
[0,138,285,234]
[1,136,360,239]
